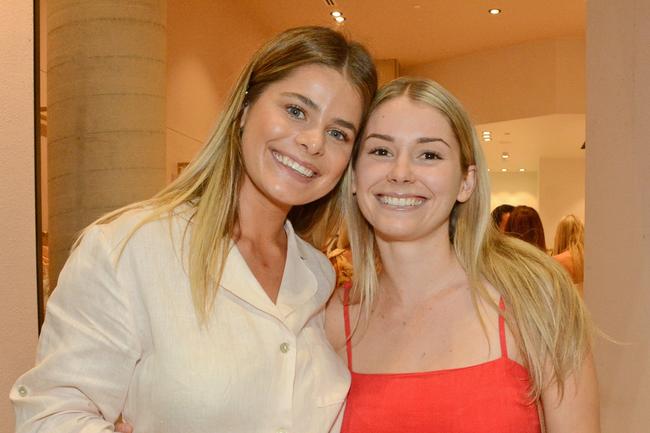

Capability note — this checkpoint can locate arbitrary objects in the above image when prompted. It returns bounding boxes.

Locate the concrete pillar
[586,0,650,431]
[47,0,166,287]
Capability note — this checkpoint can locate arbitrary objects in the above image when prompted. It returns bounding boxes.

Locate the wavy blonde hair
[552,214,585,282]
[342,77,592,400]
[75,26,377,324]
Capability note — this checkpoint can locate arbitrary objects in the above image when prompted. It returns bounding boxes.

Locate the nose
[387,154,415,183]
[296,127,325,156]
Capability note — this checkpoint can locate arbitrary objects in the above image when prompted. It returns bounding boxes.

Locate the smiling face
[238,64,363,212]
[353,95,476,243]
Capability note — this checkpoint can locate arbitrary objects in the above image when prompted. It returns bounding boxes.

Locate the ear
[239,104,250,129]
[456,165,477,203]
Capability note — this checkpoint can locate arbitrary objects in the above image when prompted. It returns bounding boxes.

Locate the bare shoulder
[325,287,347,353]
[541,353,600,432]
[553,250,573,267]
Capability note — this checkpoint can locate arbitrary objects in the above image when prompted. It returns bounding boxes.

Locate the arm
[541,354,600,433]
[11,226,141,432]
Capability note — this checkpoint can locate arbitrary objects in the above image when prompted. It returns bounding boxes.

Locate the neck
[375,229,468,308]
[235,178,290,245]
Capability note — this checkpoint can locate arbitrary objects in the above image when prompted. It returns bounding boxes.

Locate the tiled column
[47,0,166,287]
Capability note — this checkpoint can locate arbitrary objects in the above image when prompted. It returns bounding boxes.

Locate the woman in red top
[326,77,599,432]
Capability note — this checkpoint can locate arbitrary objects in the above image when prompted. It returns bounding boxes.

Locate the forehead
[268,64,356,97]
[263,63,363,118]
[365,96,456,141]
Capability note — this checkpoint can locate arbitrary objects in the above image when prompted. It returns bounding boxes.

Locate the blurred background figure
[505,205,547,251]
[552,214,585,295]
[491,204,514,232]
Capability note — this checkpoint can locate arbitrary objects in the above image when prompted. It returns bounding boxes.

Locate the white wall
[489,171,539,210]
[586,1,650,431]
[166,1,272,181]
[403,37,585,124]
[538,158,585,249]
[0,2,38,431]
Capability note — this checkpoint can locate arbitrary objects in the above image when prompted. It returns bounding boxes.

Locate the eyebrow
[282,92,319,111]
[417,137,450,147]
[281,92,358,135]
[334,119,358,135]
[365,133,450,147]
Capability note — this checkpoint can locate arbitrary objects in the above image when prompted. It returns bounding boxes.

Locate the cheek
[246,111,289,142]
[352,158,379,187]
[327,147,353,177]
[429,166,464,194]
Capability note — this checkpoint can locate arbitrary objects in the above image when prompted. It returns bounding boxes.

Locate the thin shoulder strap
[498,297,509,359]
[343,285,353,371]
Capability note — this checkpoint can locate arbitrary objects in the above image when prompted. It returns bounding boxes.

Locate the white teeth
[273,151,315,177]
[379,196,424,207]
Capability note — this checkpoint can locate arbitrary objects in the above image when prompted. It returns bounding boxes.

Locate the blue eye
[328,129,349,142]
[287,105,305,119]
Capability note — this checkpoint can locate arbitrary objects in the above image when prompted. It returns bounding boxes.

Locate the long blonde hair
[552,215,585,282]
[76,26,377,324]
[343,77,591,400]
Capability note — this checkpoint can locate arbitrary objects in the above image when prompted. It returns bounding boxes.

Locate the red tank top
[341,292,542,433]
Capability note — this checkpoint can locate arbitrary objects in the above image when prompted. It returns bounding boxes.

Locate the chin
[269,188,324,208]
[373,226,423,243]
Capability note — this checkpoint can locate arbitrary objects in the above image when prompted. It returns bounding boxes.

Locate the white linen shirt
[11,207,350,433]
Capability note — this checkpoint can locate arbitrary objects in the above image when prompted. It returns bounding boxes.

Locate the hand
[115,421,134,433]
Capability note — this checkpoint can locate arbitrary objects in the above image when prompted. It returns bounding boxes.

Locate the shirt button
[279,342,290,353]
[17,385,28,397]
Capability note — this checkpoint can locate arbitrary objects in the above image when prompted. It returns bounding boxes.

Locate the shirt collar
[219,220,322,331]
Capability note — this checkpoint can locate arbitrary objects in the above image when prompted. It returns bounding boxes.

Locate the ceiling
[240,0,587,172]
[243,0,586,66]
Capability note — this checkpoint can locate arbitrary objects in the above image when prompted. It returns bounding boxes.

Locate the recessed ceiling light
[501,168,508,172]
[489,8,502,15]
[501,152,510,160]
[334,16,345,23]
[331,11,342,17]
[487,168,491,172]
[482,131,492,142]
[519,168,525,172]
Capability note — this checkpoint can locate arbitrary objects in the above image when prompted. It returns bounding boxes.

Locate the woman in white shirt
[11,26,377,433]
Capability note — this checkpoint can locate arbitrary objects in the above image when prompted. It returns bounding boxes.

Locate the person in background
[505,205,547,251]
[491,203,514,232]
[552,214,585,295]
[11,26,377,433]
[326,77,599,433]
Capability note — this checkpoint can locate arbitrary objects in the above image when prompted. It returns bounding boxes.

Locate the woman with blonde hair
[326,77,599,432]
[552,214,585,291]
[12,26,377,433]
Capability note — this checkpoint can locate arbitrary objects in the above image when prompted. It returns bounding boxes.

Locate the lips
[272,150,318,178]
